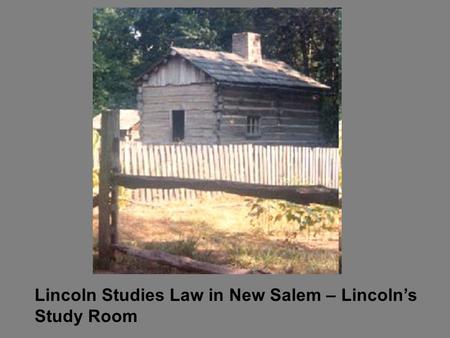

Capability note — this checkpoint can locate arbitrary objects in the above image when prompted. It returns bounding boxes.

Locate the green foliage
[320,95,339,145]
[93,8,139,114]
[247,198,340,236]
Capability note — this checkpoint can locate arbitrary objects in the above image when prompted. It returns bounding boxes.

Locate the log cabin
[136,32,330,145]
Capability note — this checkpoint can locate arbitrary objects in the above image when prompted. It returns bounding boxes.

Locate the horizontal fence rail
[113,174,339,207]
[94,143,340,203]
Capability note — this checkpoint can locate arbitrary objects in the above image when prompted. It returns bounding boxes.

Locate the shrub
[247,198,340,237]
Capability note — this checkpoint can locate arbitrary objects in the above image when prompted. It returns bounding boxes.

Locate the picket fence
[93,142,340,203]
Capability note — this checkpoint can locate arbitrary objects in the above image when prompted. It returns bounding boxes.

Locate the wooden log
[112,244,268,274]
[219,83,326,96]
[223,97,274,108]
[98,109,118,269]
[113,174,339,207]
[223,107,278,115]
[110,110,120,245]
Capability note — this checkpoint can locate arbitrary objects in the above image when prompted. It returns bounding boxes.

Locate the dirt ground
[93,194,341,274]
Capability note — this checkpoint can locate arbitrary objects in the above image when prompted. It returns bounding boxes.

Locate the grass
[225,243,338,274]
[93,194,341,274]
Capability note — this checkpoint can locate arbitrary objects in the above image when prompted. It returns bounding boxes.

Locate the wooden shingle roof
[140,46,329,90]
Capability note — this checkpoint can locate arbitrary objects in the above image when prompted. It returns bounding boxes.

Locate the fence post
[110,110,120,245]
[97,109,119,270]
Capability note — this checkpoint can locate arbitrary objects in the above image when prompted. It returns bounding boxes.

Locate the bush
[247,198,340,237]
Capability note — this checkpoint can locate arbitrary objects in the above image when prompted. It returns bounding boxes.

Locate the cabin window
[246,116,261,138]
[172,110,185,142]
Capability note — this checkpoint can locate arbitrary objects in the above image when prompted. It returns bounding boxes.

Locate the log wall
[139,83,218,144]
[137,57,328,146]
[217,86,326,145]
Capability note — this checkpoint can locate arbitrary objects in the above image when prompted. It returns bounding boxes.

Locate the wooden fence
[94,142,340,203]
[95,110,340,272]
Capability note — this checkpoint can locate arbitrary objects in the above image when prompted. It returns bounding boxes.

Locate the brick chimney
[232,32,262,64]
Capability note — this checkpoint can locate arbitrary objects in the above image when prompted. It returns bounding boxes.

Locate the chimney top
[232,32,262,64]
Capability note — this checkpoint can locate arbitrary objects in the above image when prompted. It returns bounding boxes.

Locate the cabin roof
[139,47,329,90]
[93,109,140,130]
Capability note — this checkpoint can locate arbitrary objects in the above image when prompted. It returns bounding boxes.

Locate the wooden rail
[113,174,339,207]
[113,244,269,274]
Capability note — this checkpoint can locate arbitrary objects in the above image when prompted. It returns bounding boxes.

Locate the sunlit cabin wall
[137,56,217,144]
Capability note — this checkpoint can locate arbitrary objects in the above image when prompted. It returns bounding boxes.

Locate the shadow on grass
[113,219,339,275]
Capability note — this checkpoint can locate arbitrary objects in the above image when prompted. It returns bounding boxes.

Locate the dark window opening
[172,110,185,142]
[246,116,261,138]
[119,130,128,140]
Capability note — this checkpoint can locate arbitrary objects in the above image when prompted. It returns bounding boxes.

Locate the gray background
[1,0,449,337]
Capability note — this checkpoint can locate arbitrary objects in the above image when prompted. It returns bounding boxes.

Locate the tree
[250,8,341,144]
[93,8,138,114]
